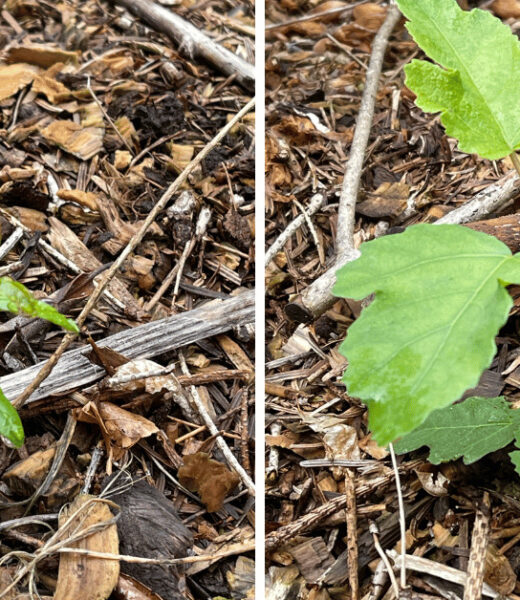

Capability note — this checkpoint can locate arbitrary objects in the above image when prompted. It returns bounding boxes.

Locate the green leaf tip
[396,0,520,159]
[333,224,520,446]
[394,396,520,464]
[0,277,79,333]
[0,388,24,447]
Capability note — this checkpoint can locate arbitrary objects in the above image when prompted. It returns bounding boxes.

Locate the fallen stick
[109,0,255,91]
[284,7,400,323]
[335,5,401,255]
[178,351,255,495]
[286,172,520,323]
[388,551,506,599]
[0,291,254,404]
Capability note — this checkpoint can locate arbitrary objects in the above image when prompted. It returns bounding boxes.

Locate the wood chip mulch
[0,0,255,598]
[265,1,520,598]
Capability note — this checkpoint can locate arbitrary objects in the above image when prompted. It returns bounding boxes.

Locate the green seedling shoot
[0,277,78,447]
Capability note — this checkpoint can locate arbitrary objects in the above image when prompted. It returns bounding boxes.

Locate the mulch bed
[265,0,520,597]
[0,0,255,598]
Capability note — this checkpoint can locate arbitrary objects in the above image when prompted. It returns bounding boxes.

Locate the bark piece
[104,477,193,600]
[290,538,335,584]
[40,120,104,160]
[0,63,39,101]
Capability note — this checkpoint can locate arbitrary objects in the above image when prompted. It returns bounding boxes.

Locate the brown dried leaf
[356,182,410,219]
[3,447,55,496]
[0,63,39,101]
[113,574,165,600]
[310,1,349,22]
[275,115,318,145]
[88,340,129,375]
[353,2,387,29]
[178,452,240,512]
[54,495,119,600]
[40,120,104,160]
[5,206,48,231]
[76,402,159,459]
[5,44,80,67]
[217,334,254,380]
[0,568,17,600]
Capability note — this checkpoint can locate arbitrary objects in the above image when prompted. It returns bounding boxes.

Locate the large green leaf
[396,0,520,159]
[394,396,520,464]
[333,224,520,445]
[0,277,78,333]
[0,388,24,447]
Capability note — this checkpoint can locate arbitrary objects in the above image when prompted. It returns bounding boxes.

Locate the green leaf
[0,387,24,447]
[0,277,79,333]
[394,396,520,464]
[333,224,520,446]
[509,449,520,476]
[396,0,520,159]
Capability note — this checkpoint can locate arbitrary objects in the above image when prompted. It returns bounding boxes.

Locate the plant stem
[389,442,407,590]
[509,151,520,178]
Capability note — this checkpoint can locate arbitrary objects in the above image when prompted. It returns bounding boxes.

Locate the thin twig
[335,5,401,254]
[345,469,359,600]
[265,193,325,265]
[389,442,407,590]
[178,351,255,496]
[388,551,503,598]
[369,521,399,598]
[12,97,255,410]
[266,0,368,31]
[0,226,23,261]
[86,75,134,155]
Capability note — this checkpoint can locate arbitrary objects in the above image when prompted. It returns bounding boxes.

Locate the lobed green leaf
[394,396,520,464]
[396,0,520,159]
[333,224,520,445]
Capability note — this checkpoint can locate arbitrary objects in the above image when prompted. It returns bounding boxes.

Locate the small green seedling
[0,277,78,447]
[334,0,520,471]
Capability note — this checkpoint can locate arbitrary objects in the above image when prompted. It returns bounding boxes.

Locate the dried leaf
[178,452,240,512]
[5,44,80,67]
[76,402,158,459]
[491,0,520,18]
[54,495,119,600]
[357,182,410,219]
[484,544,516,594]
[113,574,165,600]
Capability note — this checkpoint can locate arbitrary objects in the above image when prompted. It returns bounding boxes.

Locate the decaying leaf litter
[0,0,255,598]
[266,0,520,598]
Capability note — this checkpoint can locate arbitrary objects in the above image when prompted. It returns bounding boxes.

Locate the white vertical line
[254,0,266,595]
